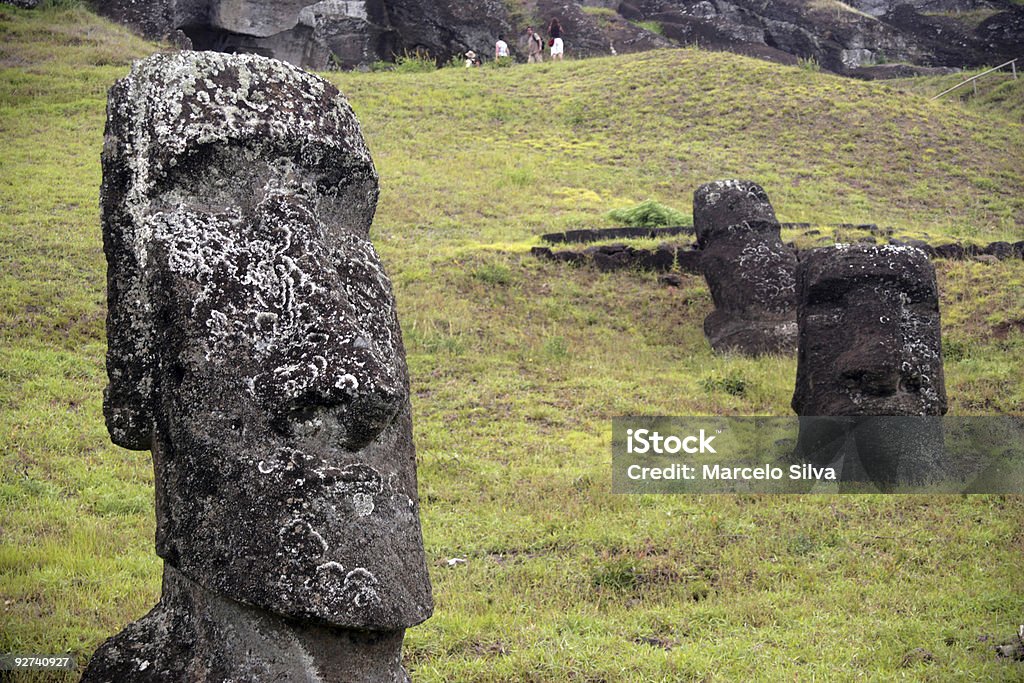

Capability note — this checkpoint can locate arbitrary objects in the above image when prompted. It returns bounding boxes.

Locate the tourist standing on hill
[548,18,564,61]
[526,26,544,63]
[495,35,509,60]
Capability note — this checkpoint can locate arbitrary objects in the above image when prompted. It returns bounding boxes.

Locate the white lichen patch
[351,492,375,517]
[342,567,381,608]
[696,179,772,211]
[735,236,797,310]
[277,518,328,559]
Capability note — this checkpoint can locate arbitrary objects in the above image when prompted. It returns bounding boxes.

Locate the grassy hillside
[2,4,1023,681]
[887,67,1024,123]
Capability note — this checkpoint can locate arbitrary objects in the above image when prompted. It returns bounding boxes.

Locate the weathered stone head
[92,52,430,679]
[792,244,946,417]
[693,179,777,249]
[694,180,797,355]
[791,244,947,489]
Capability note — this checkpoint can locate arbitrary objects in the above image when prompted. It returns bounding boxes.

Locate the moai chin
[693,180,798,355]
[791,243,948,489]
[83,52,431,682]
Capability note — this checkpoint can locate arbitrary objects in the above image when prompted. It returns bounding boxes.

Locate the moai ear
[101,76,156,451]
[102,257,156,451]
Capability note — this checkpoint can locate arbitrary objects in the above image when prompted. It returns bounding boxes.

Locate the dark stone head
[101,52,431,629]
[102,51,381,450]
[792,244,947,417]
[699,219,798,355]
[693,179,777,249]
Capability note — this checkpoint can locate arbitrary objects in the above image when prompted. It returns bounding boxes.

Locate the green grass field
[2,4,1023,681]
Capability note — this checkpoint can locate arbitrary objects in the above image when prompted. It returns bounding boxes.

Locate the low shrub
[606,200,689,228]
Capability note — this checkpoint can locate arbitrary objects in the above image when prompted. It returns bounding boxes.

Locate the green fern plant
[606,200,689,227]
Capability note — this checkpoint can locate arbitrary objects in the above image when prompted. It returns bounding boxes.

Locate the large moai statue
[83,52,432,682]
[791,244,948,489]
[693,180,798,355]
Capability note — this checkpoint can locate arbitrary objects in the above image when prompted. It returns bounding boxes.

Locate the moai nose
[834,299,905,398]
[321,341,404,449]
[272,332,404,451]
[840,365,901,397]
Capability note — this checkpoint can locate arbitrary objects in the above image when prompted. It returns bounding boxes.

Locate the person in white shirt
[495,36,509,60]
[548,18,564,61]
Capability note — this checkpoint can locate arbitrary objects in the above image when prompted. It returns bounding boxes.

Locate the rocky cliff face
[87,0,1023,74]
[89,0,511,69]
[613,0,1023,74]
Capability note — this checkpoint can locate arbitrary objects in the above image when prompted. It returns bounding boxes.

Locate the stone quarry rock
[638,244,676,271]
[791,244,947,489]
[845,0,999,18]
[86,0,1024,72]
[84,51,431,681]
[642,0,1024,73]
[541,226,692,245]
[659,273,684,287]
[88,0,511,69]
[694,181,796,355]
[847,63,959,80]
[934,243,966,260]
[982,241,1013,259]
[533,0,673,58]
[675,247,703,275]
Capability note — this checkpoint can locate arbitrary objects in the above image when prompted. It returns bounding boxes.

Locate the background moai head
[792,244,947,417]
[699,220,799,354]
[102,52,431,629]
[693,179,778,249]
[700,220,798,316]
[694,180,797,355]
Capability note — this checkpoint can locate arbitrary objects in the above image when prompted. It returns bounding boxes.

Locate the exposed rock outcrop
[626,0,1024,73]
[86,0,1023,73]
[532,242,703,273]
[844,0,1000,18]
[534,0,674,58]
[89,0,511,69]
[83,51,431,681]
